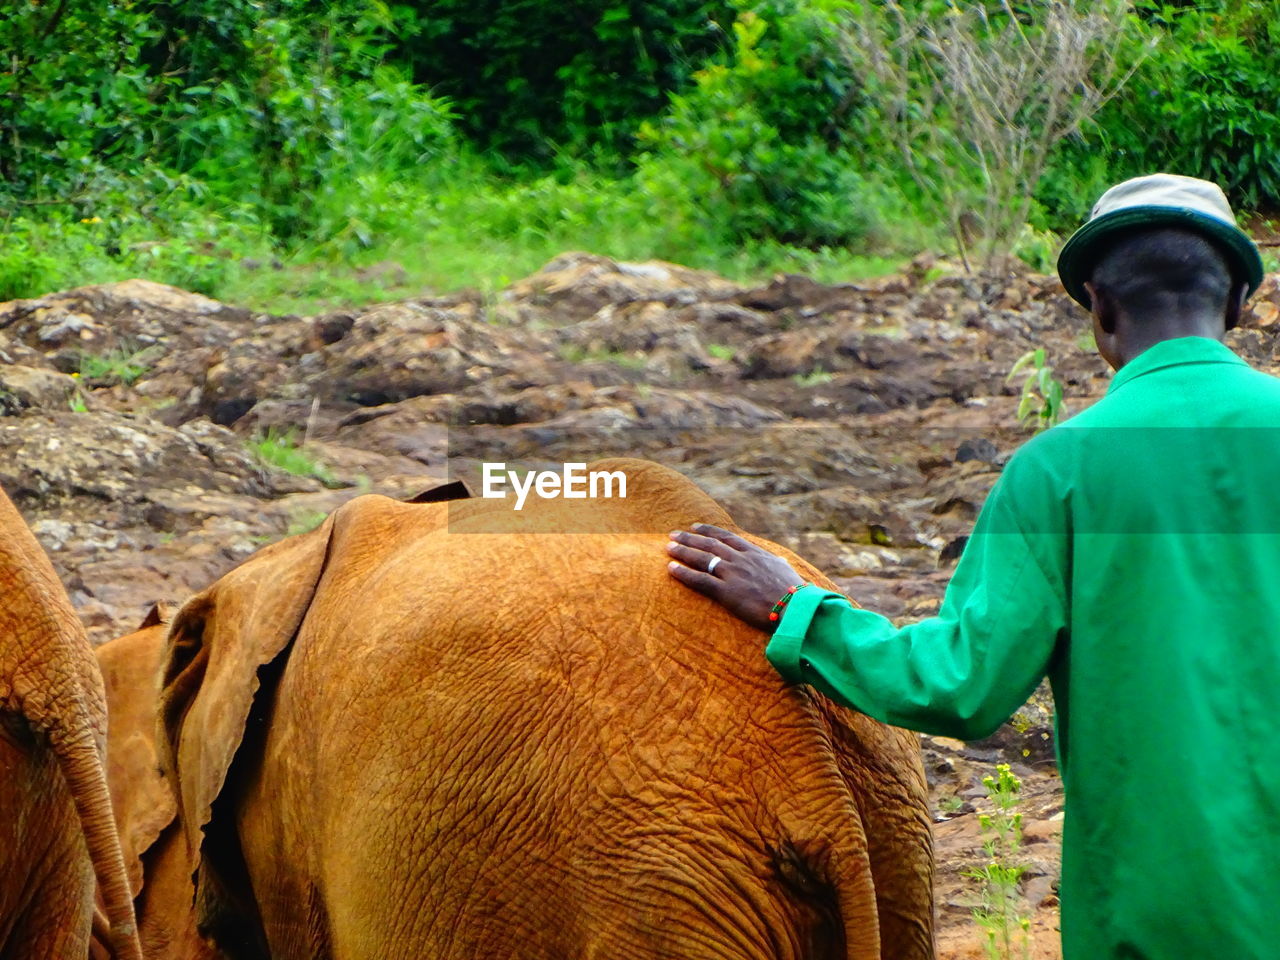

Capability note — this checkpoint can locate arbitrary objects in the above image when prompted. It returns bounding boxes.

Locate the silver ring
[706,556,721,575]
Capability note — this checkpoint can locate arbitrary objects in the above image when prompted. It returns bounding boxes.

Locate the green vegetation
[792,366,835,388]
[3,2,1277,311]
[558,345,651,370]
[78,347,155,387]
[1007,349,1067,432]
[967,763,1033,960]
[286,507,330,537]
[706,343,736,360]
[247,428,336,485]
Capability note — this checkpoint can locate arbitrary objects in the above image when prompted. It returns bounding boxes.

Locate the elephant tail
[776,795,885,960]
[830,837,888,960]
[53,725,144,960]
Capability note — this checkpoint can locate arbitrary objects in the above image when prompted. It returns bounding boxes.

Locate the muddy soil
[4,253,1278,956]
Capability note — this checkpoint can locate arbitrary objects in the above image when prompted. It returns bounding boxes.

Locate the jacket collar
[1106,336,1246,395]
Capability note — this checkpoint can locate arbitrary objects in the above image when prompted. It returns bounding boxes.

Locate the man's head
[1084,227,1247,369]
[1056,174,1262,369]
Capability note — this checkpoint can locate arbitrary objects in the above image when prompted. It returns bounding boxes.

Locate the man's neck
[1114,317,1225,367]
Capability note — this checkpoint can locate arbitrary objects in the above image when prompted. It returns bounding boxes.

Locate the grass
[79,346,154,386]
[706,343,735,360]
[247,428,336,485]
[218,230,910,316]
[286,507,330,536]
[3,156,919,315]
[557,344,650,370]
[792,366,835,388]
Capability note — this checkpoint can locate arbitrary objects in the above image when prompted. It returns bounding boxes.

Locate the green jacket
[766,337,1280,960]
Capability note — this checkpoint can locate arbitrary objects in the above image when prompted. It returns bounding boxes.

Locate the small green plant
[967,763,1032,960]
[557,344,649,370]
[706,343,736,361]
[286,507,329,537]
[1007,348,1066,431]
[938,795,965,814]
[67,389,88,413]
[79,346,155,387]
[792,366,834,388]
[248,428,335,485]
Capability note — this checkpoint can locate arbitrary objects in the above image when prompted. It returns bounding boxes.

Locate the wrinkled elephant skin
[0,485,142,959]
[160,459,934,960]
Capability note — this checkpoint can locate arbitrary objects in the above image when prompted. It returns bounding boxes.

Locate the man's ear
[1084,281,1116,334]
[1224,282,1248,331]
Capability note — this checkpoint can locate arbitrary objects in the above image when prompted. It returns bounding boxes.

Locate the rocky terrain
[4,253,1278,956]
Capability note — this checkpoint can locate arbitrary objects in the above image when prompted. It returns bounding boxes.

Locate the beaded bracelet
[768,583,810,622]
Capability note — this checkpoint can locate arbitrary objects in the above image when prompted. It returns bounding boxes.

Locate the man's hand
[665,524,806,633]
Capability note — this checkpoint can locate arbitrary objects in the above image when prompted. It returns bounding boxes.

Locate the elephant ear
[137,600,174,630]
[405,478,472,503]
[157,515,335,932]
[96,609,179,898]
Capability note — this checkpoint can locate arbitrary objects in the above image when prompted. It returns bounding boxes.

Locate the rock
[314,302,553,406]
[505,252,739,324]
[0,411,283,520]
[556,301,720,379]
[0,279,254,354]
[0,365,76,413]
[955,437,998,464]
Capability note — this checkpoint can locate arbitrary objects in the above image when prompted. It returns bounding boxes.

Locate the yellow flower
[79,216,103,224]
[70,372,80,378]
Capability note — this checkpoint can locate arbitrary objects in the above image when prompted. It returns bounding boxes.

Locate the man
[665,174,1280,959]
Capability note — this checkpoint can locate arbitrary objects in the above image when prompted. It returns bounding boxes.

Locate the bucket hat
[1056,173,1263,309]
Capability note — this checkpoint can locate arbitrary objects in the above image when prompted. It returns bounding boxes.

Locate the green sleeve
[764,453,1068,741]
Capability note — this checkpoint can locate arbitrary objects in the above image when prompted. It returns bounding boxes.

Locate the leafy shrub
[392,0,735,158]
[0,1,455,245]
[636,7,875,249]
[1127,2,1279,208]
[0,1,160,203]
[1041,1,1280,225]
[0,221,62,300]
[164,9,456,240]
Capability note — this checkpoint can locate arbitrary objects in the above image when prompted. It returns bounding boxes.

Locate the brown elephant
[159,459,934,960]
[91,605,221,960]
[0,486,142,959]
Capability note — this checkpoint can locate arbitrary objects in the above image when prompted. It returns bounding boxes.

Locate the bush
[0,1,456,245]
[1041,1,1280,226]
[636,6,876,249]
[0,221,62,300]
[159,6,456,241]
[842,0,1145,269]
[391,0,736,159]
[0,1,160,203]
